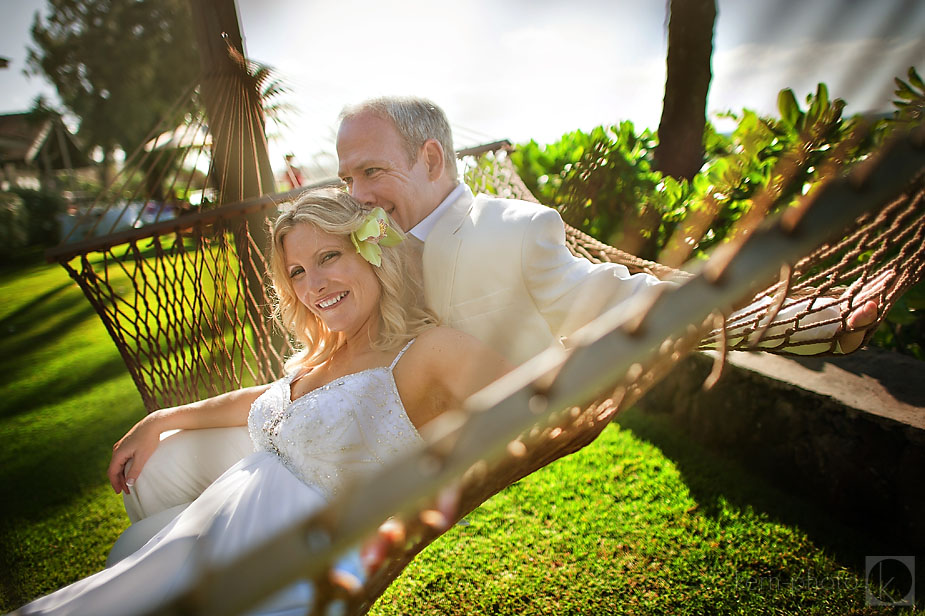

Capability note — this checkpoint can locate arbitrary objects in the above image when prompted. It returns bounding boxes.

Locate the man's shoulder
[469,193,554,224]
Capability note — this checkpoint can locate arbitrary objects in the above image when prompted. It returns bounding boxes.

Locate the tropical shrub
[10,188,67,246]
[509,77,923,358]
[0,192,29,262]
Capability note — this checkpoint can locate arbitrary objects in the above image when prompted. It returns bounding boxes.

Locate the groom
[337,97,878,362]
[336,96,677,366]
[119,95,879,523]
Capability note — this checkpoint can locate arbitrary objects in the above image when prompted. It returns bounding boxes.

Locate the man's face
[336,111,437,232]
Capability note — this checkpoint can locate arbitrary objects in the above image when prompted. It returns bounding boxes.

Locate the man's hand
[837,299,880,354]
[355,482,460,583]
[835,270,893,354]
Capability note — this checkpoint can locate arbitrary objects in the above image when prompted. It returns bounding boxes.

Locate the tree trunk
[98,147,115,190]
[653,0,717,181]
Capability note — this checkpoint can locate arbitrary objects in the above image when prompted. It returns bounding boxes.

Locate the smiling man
[336,96,675,365]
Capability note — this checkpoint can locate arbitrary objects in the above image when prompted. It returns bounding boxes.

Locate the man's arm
[520,205,881,354]
[520,206,673,342]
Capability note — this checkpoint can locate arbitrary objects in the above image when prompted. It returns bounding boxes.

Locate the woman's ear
[420,139,446,181]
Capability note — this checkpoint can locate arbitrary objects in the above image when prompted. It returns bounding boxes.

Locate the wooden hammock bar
[45,180,338,264]
[455,138,514,157]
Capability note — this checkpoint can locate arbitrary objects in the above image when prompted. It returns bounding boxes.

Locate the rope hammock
[46,57,925,614]
[139,128,925,616]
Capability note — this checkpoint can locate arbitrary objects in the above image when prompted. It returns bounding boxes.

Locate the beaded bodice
[247,341,421,499]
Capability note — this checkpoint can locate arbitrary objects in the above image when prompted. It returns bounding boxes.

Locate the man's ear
[420,139,446,181]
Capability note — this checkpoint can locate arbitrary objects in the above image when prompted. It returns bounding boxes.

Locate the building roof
[0,112,90,170]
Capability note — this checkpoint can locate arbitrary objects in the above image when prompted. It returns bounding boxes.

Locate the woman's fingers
[123,447,154,494]
[107,446,132,494]
[107,423,157,494]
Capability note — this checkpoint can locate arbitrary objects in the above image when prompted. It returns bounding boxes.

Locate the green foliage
[0,189,65,256]
[893,66,925,124]
[508,73,923,356]
[28,0,199,156]
[868,281,925,360]
[0,193,29,262]
[9,188,67,247]
[684,84,857,256]
[511,83,860,263]
[513,123,689,260]
[509,128,594,205]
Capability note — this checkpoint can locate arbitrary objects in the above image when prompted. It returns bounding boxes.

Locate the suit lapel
[422,187,474,319]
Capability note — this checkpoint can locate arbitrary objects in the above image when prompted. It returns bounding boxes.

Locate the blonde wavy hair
[269,187,437,372]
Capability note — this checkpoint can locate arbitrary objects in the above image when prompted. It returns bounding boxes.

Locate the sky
[2,0,924,176]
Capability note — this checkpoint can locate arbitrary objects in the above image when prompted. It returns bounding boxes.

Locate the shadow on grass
[0,299,116,410]
[0,404,132,522]
[0,293,99,350]
[0,274,91,321]
[0,279,74,323]
[0,385,137,609]
[0,354,132,422]
[0,416,133,611]
[0,247,50,282]
[0,279,101,380]
[615,406,923,607]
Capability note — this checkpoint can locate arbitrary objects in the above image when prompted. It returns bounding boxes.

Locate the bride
[13,188,508,616]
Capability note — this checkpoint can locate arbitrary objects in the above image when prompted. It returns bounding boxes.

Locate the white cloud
[239,0,672,166]
[8,0,919,174]
[710,36,924,119]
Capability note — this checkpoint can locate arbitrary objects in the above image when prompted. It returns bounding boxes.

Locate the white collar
[409,183,467,242]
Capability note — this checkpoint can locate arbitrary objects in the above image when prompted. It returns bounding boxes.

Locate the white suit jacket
[422,187,669,365]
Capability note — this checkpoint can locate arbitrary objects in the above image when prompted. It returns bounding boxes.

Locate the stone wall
[637,348,925,551]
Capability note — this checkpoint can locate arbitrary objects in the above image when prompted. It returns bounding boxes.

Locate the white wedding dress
[15,341,423,616]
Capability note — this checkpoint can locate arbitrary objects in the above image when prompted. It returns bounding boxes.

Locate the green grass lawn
[0,250,916,614]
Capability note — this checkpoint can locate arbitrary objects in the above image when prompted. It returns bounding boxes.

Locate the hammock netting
[46,59,925,614]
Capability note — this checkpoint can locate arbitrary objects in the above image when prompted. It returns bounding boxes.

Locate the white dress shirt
[409,183,467,242]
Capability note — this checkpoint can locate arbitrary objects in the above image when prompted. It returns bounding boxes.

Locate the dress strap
[388,338,417,370]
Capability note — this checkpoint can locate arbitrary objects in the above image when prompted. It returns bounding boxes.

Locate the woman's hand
[108,413,163,495]
[105,386,268,495]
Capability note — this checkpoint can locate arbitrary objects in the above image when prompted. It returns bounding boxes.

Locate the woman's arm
[108,385,269,495]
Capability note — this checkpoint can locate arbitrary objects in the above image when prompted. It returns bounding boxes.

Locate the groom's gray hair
[340,96,458,181]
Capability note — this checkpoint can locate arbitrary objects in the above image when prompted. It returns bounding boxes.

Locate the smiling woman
[281,224,385,351]
[268,190,437,371]
[11,188,509,616]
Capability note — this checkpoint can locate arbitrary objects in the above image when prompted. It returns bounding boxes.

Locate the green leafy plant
[507,73,924,358]
[513,122,687,261]
[9,188,67,247]
[893,66,925,124]
[0,192,29,262]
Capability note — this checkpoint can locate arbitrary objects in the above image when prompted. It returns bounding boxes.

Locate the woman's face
[282,222,382,338]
